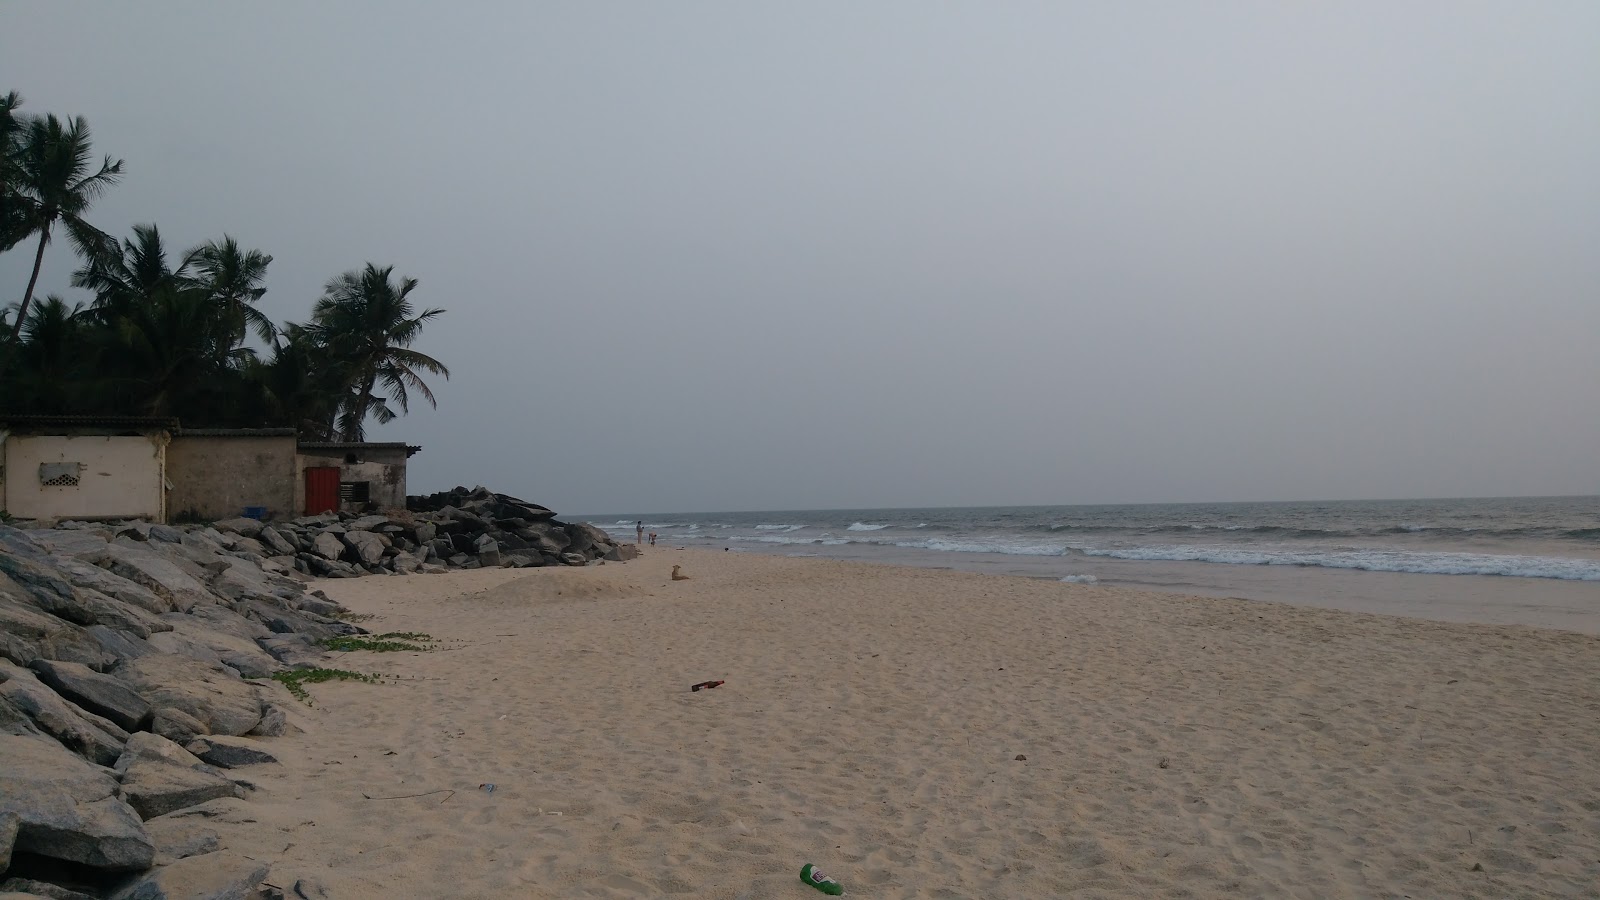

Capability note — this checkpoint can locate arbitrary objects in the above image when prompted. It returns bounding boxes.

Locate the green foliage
[1,94,447,437]
[319,631,436,653]
[268,667,380,704]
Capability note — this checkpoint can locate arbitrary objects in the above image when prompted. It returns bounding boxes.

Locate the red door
[304,467,340,514]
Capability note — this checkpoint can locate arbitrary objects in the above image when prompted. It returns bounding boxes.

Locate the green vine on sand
[319,632,436,653]
[268,668,381,704]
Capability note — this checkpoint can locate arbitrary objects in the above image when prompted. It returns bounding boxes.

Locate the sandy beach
[213,549,1599,898]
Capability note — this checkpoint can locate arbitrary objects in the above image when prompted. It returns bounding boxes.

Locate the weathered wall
[295,447,409,513]
[167,435,298,522]
[1,434,167,522]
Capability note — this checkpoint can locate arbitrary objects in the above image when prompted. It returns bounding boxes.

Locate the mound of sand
[464,568,648,603]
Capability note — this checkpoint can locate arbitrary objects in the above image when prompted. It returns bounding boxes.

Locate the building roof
[298,441,422,458]
[177,428,299,437]
[0,415,180,433]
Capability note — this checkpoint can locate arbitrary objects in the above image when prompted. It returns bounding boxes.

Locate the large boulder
[563,522,612,556]
[308,533,343,562]
[141,814,219,866]
[0,877,100,899]
[84,626,157,666]
[0,733,154,872]
[184,734,277,769]
[109,849,268,900]
[113,655,262,737]
[341,532,385,567]
[114,733,244,820]
[257,527,295,557]
[211,518,264,539]
[99,546,211,614]
[47,558,166,616]
[0,661,128,767]
[605,543,640,562]
[0,810,17,873]
[28,659,153,732]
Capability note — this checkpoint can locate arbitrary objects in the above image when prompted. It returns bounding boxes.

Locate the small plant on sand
[319,631,436,653]
[340,613,376,623]
[268,667,381,704]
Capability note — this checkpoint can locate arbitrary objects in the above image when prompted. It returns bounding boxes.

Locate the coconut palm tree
[192,235,275,344]
[72,222,199,319]
[308,263,448,441]
[1,91,31,253]
[7,113,124,343]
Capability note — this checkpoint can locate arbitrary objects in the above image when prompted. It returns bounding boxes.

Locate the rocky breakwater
[0,523,364,899]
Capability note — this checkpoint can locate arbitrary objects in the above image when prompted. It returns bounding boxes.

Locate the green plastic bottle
[800,863,844,895]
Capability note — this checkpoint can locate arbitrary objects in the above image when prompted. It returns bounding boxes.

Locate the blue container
[242,506,267,520]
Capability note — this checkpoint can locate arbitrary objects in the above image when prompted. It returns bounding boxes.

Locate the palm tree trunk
[7,226,50,343]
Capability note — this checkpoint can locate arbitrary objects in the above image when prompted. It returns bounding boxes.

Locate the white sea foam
[1073,544,1600,581]
[848,523,891,531]
[755,524,806,532]
[1059,574,1099,584]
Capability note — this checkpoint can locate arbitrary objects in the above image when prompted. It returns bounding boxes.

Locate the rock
[412,522,436,545]
[150,708,208,744]
[290,877,330,899]
[502,553,541,568]
[142,814,219,865]
[211,518,265,539]
[390,552,422,574]
[246,703,287,738]
[80,626,155,668]
[116,737,244,819]
[0,810,17,873]
[28,659,153,732]
[294,597,345,618]
[109,849,268,900]
[184,735,277,768]
[604,543,640,562]
[346,515,389,532]
[147,525,186,544]
[559,553,587,566]
[257,527,294,557]
[114,655,262,737]
[0,577,114,670]
[0,733,154,872]
[0,661,128,766]
[340,532,385,567]
[255,635,324,670]
[564,522,612,556]
[13,529,111,560]
[0,878,100,900]
[100,546,211,614]
[47,558,167,616]
[308,533,342,561]
[475,539,501,568]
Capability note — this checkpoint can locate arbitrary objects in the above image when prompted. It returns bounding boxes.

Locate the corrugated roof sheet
[298,441,422,457]
[0,414,180,431]
[178,428,298,437]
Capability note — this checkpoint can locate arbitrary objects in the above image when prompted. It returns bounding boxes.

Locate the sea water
[587,497,1600,633]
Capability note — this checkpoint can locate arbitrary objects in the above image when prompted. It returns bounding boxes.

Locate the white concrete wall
[1,434,167,522]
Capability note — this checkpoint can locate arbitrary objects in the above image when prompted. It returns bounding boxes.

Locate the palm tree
[1,91,31,253]
[193,235,275,344]
[309,263,448,441]
[73,222,199,321]
[11,295,89,412]
[7,113,124,343]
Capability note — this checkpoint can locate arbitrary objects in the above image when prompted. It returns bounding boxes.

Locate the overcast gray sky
[4,2,1597,514]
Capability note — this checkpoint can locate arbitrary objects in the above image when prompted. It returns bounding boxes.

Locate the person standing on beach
[636,521,644,545]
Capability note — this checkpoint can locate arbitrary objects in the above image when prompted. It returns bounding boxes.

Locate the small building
[295,442,421,515]
[166,428,299,523]
[0,416,177,523]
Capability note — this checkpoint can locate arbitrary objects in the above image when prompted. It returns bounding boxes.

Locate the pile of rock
[0,523,360,898]
[176,486,636,580]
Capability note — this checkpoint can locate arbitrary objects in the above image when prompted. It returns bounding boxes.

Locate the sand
[220,549,1600,898]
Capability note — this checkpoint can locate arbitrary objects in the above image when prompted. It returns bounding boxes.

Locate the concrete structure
[166,428,299,523]
[0,416,176,523]
[295,442,420,514]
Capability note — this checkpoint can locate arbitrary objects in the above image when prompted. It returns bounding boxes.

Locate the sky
[3,2,1597,514]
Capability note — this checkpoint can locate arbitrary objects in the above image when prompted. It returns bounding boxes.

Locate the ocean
[588,497,1600,632]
